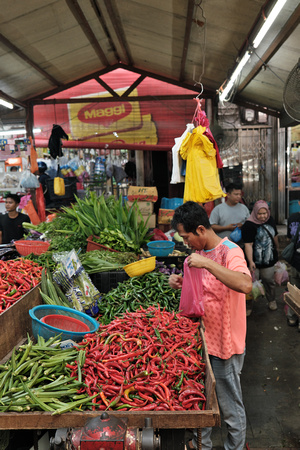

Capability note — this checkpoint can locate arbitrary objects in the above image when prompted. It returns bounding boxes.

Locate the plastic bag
[29,137,39,174]
[24,199,40,225]
[179,259,204,317]
[52,250,101,316]
[19,170,40,189]
[54,176,65,196]
[229,226,242,243]
[274,261,289,285]
[149,228,169,241]
[251,279,265,300]
[35,185,46,222]
[19,193,31,210]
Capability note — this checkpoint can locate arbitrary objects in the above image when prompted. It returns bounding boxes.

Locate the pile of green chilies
[97,271,181,324]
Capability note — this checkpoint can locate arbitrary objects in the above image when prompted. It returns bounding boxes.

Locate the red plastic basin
[40,314,90,333]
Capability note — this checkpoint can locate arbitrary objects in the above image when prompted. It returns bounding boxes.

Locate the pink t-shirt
[199,238,251,359]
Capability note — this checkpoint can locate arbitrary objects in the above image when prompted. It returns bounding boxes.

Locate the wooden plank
[0,285,41,362]
[0,400,220,430]
[201,327,216,412]
[284,292,300,317]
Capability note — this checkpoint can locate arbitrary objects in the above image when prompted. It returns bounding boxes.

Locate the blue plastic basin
[29,305,99,342]
[147,240,175,257]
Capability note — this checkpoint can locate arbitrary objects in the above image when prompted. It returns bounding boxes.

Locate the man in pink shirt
[169,201,252,450]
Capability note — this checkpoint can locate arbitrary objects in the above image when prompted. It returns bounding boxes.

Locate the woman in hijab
[241,200,279,311]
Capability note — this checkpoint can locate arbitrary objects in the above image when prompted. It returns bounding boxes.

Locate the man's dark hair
[225,182,243,193]
[4,193,20,204]
[171,201,211,234]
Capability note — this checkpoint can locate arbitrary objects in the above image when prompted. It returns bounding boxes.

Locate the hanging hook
[194,83,204,99]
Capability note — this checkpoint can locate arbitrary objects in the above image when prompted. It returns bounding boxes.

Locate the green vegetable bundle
[59,193,151,251]
[23,193,152,253]
[97,271,181,324]
[80,250,137,274]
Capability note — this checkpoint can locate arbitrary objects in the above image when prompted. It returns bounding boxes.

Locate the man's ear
[196,225,206,235]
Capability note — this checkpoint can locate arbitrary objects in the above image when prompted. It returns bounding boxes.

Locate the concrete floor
[208,283,300,450]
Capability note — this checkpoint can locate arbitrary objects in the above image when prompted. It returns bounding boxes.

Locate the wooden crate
[0,314,220,430]
[283,282,300,317]
[0,284,42,363]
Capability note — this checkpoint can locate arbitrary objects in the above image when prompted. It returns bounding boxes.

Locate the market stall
[0,191,221,449]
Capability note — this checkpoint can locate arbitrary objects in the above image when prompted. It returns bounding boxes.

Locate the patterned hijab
[247,200,270,225]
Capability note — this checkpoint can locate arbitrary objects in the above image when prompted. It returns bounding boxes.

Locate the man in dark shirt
[0,194,31,244]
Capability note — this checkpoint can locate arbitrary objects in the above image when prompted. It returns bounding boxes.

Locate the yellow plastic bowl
[123,256,156,277]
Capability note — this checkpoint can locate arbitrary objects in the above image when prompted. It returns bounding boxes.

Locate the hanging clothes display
[180,125,226,204]
[170,123,194,184]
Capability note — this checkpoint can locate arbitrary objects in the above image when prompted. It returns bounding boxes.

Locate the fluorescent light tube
[219,52,251,102]
[253,0,287,48]
[219,0,287,103]
[0,99,13,109]
[0,128,41,136]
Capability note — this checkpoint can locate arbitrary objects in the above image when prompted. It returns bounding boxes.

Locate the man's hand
[186,253,208,269]
[228,223,243,231]
[169,274,183,289]
[249,262,256,273]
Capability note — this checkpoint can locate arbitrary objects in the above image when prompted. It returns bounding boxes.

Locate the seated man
[209,183,250,241]
[0,193,31,244]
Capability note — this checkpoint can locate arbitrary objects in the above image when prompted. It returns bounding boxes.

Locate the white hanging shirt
[170,123,194,184]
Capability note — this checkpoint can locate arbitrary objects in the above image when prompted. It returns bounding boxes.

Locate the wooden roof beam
[31,94,198,105]
[121,75,146,97]
[65,0,109,66]
[102,0,134,65]
[25,63,210,103]
[180,0,195,82]
[94,76,120,97]
[0,33,61,87]
[90,0,120,62]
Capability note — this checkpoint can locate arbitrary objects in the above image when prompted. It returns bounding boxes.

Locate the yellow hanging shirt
[180,126,225,203]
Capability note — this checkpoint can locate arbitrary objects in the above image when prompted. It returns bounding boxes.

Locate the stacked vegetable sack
[1,193,206,414]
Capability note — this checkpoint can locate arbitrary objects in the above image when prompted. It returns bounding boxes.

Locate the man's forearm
[211,224,230,233]
[204,258,252,294]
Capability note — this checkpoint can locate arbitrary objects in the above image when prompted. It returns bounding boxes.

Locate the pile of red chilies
[0,259,43,314]
[69,305,206,411]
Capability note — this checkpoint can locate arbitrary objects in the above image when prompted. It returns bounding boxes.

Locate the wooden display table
[0,289,220,433]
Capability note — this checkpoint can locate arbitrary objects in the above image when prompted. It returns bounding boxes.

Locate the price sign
[62,249,81,278]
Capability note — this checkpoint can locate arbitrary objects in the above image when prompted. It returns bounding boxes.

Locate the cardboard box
[127,186,158,203]
[158,208,175,224]
[127,200,154,215]
[137,213,156,228]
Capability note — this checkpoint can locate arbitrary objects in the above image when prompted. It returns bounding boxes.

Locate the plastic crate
[289,200,300,215]
[156,255,187,269]
[46,177,77,201]
[160,197,183,210]
[91,270,129,293]
[86,236,120,253]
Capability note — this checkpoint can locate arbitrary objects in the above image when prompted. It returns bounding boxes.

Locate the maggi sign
[68,88,143,140]
[78,102,132,127]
